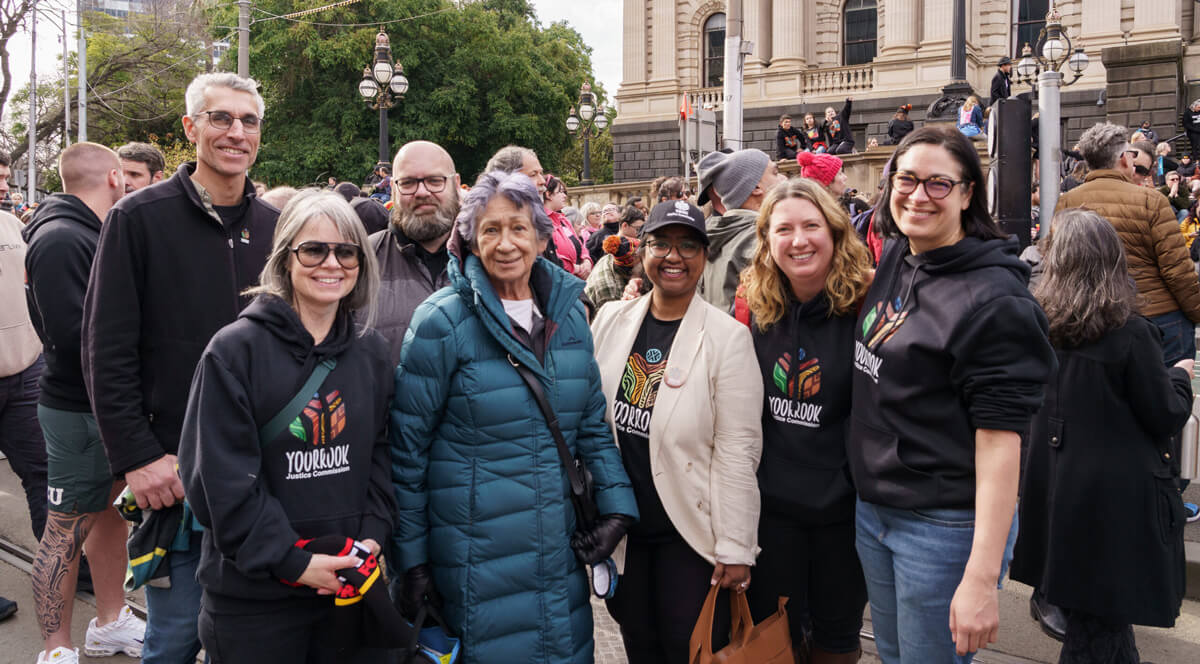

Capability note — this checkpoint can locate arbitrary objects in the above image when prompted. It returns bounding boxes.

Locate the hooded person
[1184,101,1200,161]
[696,149,785,313]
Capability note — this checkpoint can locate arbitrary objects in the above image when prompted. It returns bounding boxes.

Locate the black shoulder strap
[258,357,337,446]
[507,353,595,526]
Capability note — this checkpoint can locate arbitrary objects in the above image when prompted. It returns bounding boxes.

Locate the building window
[704,13,725,88]
[843,0,877,66]
[1012,0,1049,56]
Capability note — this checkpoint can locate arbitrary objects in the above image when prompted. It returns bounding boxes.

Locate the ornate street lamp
[357,32,410,166]
[566,82,609,186]
[1012,3,1089,230]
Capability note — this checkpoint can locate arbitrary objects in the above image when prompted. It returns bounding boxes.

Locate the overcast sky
[7,1,623,122]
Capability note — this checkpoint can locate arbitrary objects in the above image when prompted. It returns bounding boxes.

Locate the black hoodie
[849,236,1054,510]
[178,295,396,606]
[751,293,857,525]
[776,125,803,160]
[22,194,103,411]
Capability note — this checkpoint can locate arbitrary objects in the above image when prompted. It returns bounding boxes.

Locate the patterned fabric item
[584,253,634,311]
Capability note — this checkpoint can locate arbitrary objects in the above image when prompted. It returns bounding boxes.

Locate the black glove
[399,563,441,623]
[570,514,635,565]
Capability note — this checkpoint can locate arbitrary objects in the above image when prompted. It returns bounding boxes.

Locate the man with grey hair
[696,148,785,312]
[1057,122,1200,366]
[486,144,546,194]
[82,72,278,663]
[370,140,460,366]
[116,142,165,194]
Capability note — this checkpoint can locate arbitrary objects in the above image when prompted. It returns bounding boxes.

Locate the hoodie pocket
[848,413,940,504]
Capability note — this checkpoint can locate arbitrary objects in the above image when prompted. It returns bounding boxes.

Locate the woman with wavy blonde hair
[740,178,872,663]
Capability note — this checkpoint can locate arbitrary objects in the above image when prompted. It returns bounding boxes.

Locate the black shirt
[612,314,681,541]
[213,197,249,233]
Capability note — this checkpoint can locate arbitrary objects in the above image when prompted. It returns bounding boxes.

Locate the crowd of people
[0,69,1197,664]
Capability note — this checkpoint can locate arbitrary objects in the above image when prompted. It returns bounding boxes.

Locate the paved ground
[1,464,1197,663]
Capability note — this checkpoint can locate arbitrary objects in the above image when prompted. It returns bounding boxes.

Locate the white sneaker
[84,605,145,657]
[35,647,79,664]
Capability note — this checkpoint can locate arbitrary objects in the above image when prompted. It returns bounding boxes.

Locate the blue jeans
[144,532,205,664]
[1148,310,1196,365]
[855,500,1018,664]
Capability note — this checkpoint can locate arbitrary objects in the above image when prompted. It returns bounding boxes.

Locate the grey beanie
[696,149,770,210]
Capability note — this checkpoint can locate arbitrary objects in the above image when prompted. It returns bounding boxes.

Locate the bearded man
[367,140,460,366]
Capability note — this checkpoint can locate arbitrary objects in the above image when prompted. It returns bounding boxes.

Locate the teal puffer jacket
[390,249,637,664]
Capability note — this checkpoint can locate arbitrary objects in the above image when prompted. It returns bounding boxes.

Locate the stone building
[611,0,1200,182]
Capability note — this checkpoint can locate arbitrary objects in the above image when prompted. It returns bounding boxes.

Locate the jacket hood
[239,294,354,361]
[705,208,758,257]
[21,193,101,242]
[907,235,1030,282]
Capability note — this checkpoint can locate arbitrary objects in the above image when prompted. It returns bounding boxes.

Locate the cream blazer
[591,293,763,572]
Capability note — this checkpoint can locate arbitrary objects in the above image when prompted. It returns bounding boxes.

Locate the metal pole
[950,0,967,83]
[582,130,592,185]
[62,10,69,147]
[77,0,86,141]
[29,1,38,203]
[721,0,743,150]
[378,103,389,165]
[1038,69,1061,235]
[237,0,249,78]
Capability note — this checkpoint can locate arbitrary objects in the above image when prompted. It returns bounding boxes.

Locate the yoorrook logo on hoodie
[285,389,351,480]
[613,348,668,439]
[768,348,823,428]
[856,297,908,383]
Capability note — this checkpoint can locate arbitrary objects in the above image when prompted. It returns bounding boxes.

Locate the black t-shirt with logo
[612,313,681,541]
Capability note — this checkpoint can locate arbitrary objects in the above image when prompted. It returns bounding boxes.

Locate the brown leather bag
[689,585,794,664]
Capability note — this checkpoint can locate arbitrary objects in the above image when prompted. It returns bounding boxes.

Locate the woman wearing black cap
[591,200,764,663]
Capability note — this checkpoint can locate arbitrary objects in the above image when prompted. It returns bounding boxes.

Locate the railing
[686,87,724,111]
[801,63,875,96]
[684,63,876,112]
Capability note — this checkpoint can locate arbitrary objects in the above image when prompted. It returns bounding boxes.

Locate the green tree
[215,0,603,186]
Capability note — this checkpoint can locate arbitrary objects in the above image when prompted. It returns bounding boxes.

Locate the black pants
[830,141,855,155]
[0,356,47,541]
[1058,610,1138,664]
[605,534,731,664]
[746,511,866,654]
[199,595,392,664]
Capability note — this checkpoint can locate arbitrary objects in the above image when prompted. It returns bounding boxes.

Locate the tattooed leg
[32,510,95,649]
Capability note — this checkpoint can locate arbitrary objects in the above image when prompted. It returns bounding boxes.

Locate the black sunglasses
[291,241,362,269]
[1134,165,1151,177]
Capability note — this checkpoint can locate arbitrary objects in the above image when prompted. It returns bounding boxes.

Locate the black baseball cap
[641,200,710,245]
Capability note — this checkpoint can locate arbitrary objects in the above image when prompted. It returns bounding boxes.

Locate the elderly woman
[591,200,763,663]
[178,190,397,661]
[579,202,604,242]
[391,171,638,664]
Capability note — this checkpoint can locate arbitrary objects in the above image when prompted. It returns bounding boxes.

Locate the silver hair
[185,73,265,119]
[456,171,552,247]
[580,202,601,218]
[485,145,535,174]
[245,189,379,331]
[1077,122,1129,171]
[1033,208,1139,347]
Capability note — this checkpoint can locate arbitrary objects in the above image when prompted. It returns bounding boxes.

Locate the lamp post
[566,82,608,186]
[357,31,409,167]
[1013,3,1090,234]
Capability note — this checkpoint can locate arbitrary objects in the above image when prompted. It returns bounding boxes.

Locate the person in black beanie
[178,191,399,662]
[884,105,914,145]
[740,179,874,664]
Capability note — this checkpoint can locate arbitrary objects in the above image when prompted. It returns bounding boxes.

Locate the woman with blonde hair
[739,178,873,663]
[958,96,985,140]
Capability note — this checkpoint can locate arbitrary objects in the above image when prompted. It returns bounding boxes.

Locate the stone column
[744,0,762,66]
[771,0,805,67]
[882,0,919,56]
[650,0,676,81]
[757,0,772,63]
[1135,1,1180,33]
[1081,0,1122,41]
[622,0,645,84]
[921,0,954,47]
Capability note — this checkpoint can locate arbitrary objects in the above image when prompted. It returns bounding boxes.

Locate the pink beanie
[796,151,844,188]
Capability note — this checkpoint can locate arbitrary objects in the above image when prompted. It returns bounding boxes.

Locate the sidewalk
[1,463,1197,663]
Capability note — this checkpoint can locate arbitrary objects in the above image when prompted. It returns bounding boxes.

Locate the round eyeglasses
[890,173,966,200]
